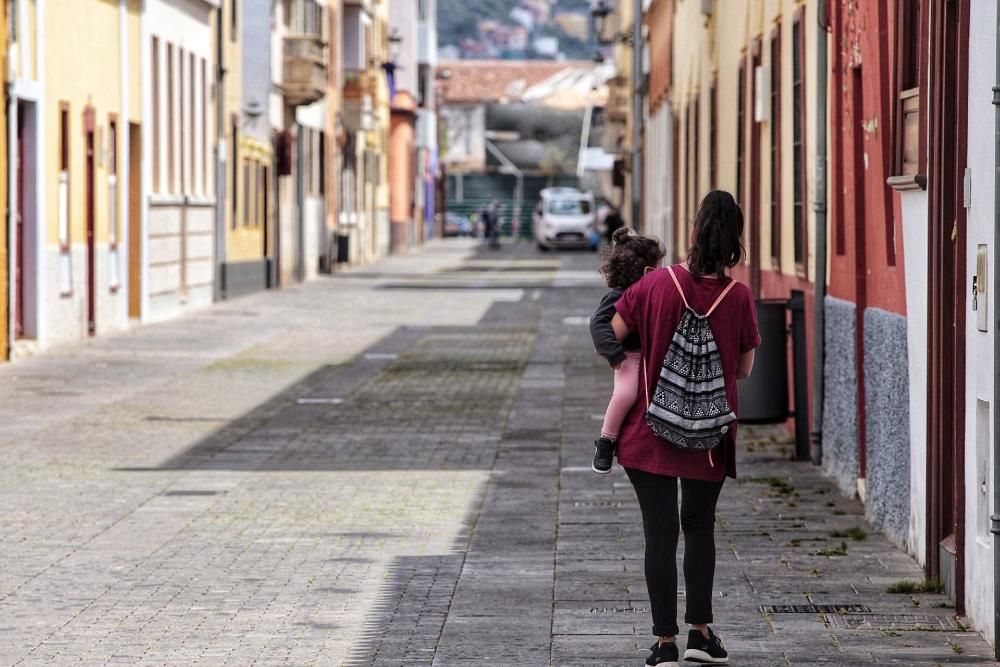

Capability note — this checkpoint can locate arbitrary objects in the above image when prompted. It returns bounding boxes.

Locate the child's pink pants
[601,351,642,440]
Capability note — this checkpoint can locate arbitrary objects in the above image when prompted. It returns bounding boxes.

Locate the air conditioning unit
[754,65,770,123]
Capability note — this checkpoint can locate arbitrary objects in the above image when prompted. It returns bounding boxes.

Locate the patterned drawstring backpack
[643,266,738,463]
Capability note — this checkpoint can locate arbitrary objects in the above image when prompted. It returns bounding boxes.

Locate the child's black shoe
[592,437,615,473]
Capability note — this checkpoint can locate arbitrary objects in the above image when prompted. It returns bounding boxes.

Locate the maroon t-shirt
[614,264,761,481]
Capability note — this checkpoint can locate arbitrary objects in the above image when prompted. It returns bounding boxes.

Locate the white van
[533,187,598,251]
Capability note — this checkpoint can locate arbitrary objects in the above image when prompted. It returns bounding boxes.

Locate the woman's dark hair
[599,227,666,289]
[687,190,745,280]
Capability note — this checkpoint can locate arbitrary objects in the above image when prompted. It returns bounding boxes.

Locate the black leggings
[625,467,725,637]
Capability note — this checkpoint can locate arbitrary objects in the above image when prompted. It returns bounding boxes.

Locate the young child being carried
[589,227,666,473]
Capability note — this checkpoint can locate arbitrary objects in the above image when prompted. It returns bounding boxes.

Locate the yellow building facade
[38,0,141,345]
[668,0,820,291]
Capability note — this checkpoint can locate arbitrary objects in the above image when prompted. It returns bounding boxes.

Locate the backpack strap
[665,266,690,309]
[705,279,739,317]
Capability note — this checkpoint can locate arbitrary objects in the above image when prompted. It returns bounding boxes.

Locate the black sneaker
[646,641,679,666]
[592,437,615,473]
[684,628,728,664]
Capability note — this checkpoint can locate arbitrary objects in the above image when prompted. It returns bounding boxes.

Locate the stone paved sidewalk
[0,239,996,665]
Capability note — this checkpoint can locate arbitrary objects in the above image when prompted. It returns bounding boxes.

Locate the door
[128,122,141,319]
[926,0,968,611]
[84,107,96,336]
[748,40,762,296]
[14,102,26,338]
[851,67,869,489]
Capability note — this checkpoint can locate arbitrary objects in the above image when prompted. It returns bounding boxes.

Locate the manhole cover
[760,604,872,614]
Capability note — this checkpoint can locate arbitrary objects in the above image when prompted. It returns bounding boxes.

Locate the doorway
[926,0,968,611]
[128,122,141,319]
[84,107,96,336]
[14,100,37,340]
[850,67,868,492]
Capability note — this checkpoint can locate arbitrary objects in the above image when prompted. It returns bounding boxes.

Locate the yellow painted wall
[128,0,141,124]
[44,0,124,248]
[220,0,271,263]
[372,0,391,211]
[671,0,819,282]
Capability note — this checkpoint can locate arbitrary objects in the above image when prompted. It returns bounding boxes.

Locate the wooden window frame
[243,159,251,227]
[151,36,160,192]
[791,9,808,273]
[178,47,186,195]
[201,59,208,195]
[189,52,196,197]
[166,42,175,194]
[692,95,700,219]
[770,25,781,268]
[736,59,746,207]
[709,78,717,191]
[230,114,239,227]
[888,0,928,191]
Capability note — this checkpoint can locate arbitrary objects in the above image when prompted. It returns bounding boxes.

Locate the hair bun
[612,227,634,244]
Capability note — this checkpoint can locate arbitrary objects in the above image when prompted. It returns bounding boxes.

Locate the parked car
[444,212,474,237]
[533,188,598,251]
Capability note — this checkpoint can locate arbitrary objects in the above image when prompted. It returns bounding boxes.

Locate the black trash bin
[737,299,788,423]
[336,233,350,264]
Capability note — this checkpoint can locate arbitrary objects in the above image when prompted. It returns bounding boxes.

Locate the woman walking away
[609,191,760,666]
[589,227,666,473]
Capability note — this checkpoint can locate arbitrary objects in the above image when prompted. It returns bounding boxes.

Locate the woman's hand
[736,349,755,379]
[611,312,630,343]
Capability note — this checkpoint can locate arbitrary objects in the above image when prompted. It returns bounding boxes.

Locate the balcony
[282,0,327,107]
[343,71,374,132]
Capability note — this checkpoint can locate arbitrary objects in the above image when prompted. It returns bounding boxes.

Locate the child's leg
[600,351,642,440]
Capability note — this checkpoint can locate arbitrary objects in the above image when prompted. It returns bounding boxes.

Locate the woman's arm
[611,312,630,343]
[736,349,755,380]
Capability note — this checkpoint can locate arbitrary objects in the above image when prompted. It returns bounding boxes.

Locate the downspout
[214,4,227,300]
[296,123,305,282]
[991,1,1000,655]
[630,0,642,230]
[811,0,830,466]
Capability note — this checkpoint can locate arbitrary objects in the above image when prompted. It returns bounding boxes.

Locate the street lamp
[591,0,613,45]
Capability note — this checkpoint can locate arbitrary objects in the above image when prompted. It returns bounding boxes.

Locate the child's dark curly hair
[599,227,666,289]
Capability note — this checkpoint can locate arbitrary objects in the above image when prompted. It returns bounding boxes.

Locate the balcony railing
[283,33,327,106]
[282,0,327,106]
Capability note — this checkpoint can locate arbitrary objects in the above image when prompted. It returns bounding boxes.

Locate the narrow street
[0,239,994,666]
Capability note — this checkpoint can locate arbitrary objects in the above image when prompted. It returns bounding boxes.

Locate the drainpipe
[214,4,227,300]
[811,0,830,466]
[991,2,1000,655]
[296,123,305,282]
[630,0,642,230]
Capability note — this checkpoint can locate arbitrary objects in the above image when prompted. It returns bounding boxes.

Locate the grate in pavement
[761,604,872,614]
[590,606,648,614]
[162,490,222,497]
[824,613,963,631]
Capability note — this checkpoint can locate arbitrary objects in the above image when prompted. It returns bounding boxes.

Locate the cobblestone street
[1,239,996,665]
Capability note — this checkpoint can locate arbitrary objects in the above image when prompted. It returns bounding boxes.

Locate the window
[736,60,745,206]
[152,37,160,192]
[230,0,238,41]
[770,27,781,265]
[692,95,700,221]
[190,53,196,196]
[791,14,806,268]
[891,0,924,182]
[179,47,185,194]
[243,160,251,227]
[709,79,717,190]
[58,103,71,285]
[230,115,238,227]
[167,42,175,193]
[202,58,209,195]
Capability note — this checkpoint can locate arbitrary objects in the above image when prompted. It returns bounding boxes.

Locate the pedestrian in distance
[589,227,666,474]
[480,199,501,250]
[603,205,625,246]
[608,190,761,666]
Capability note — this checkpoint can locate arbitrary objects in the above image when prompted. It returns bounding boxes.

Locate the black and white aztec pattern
[645,307,737,450]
